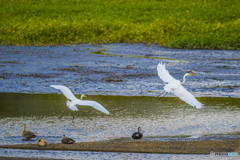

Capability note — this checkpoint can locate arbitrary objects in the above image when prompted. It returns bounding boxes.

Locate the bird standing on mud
[38,138,47,147]
[50,85,110,119]
[21,124,37,140]
[61,135,75,144]
[157,62,203,109]
[132,127,143,142]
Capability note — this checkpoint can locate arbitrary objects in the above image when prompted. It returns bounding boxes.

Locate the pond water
[0,43,240,97]
[0,43,240,159]
[0,93,240,159]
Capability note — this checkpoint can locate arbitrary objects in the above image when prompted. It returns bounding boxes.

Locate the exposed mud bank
[1,140,240,155]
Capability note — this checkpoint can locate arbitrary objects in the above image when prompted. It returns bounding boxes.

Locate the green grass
[0,0,240,49]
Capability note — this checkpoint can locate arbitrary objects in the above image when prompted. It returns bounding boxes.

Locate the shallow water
[1,43,240,159]
[0,44,240,97]
[0,93,240,146]
[1,93,240,159]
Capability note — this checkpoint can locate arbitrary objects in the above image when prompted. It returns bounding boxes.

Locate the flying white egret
[157,63,203,109]
[50,85,110,119]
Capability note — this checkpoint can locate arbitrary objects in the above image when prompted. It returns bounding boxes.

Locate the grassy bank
[0,0,240,49]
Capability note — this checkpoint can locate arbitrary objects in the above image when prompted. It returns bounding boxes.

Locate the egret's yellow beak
[85,95,88,97]
[189,73,195,75]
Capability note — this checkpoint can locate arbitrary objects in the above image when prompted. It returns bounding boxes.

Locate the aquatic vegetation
[90,49,183,61]
[0,0,239,49]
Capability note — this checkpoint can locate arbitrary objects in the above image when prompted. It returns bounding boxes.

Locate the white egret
[157,63,203,109]
[50,85,110,119]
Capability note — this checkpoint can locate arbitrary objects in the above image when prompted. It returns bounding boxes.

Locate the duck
[38,138,47,147]
[61,135,75,144]
[132,127,143,142]
[21,124,37,140]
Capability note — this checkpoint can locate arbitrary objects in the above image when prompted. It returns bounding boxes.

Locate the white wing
[76,100,110,114]
[157,62,176,83]
[173,84,203,109]
[50,85,77,101]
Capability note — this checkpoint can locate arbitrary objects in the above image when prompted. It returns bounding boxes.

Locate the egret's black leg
[158,92,168,100]
[71,112,74,120]
[59,108,69,119]
[157,91,166,97]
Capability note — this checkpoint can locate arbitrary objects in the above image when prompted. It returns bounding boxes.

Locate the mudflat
[1,140,240,155]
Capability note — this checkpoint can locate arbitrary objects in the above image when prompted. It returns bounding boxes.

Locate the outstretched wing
[157,62,176,83]
[173,84,203,109]
[76,100,110,114]
[50,85,77,101]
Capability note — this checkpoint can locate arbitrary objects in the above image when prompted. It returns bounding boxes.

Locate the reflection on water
[0,93,240,158]
[1,92,240,145]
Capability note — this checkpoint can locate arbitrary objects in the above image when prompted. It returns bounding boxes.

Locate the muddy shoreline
[1,140,240,155]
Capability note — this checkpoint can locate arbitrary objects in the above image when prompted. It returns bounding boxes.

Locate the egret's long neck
[181,74,188,84]
[80,95,84,100]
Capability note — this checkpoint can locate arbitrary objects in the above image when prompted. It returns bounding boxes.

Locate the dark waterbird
[21,124,37,140]
[61,135,75,144]
[132,127,143,142]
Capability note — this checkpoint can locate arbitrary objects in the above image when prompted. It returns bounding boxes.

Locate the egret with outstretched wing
[51,85,110,119]
[157,63,203,109]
